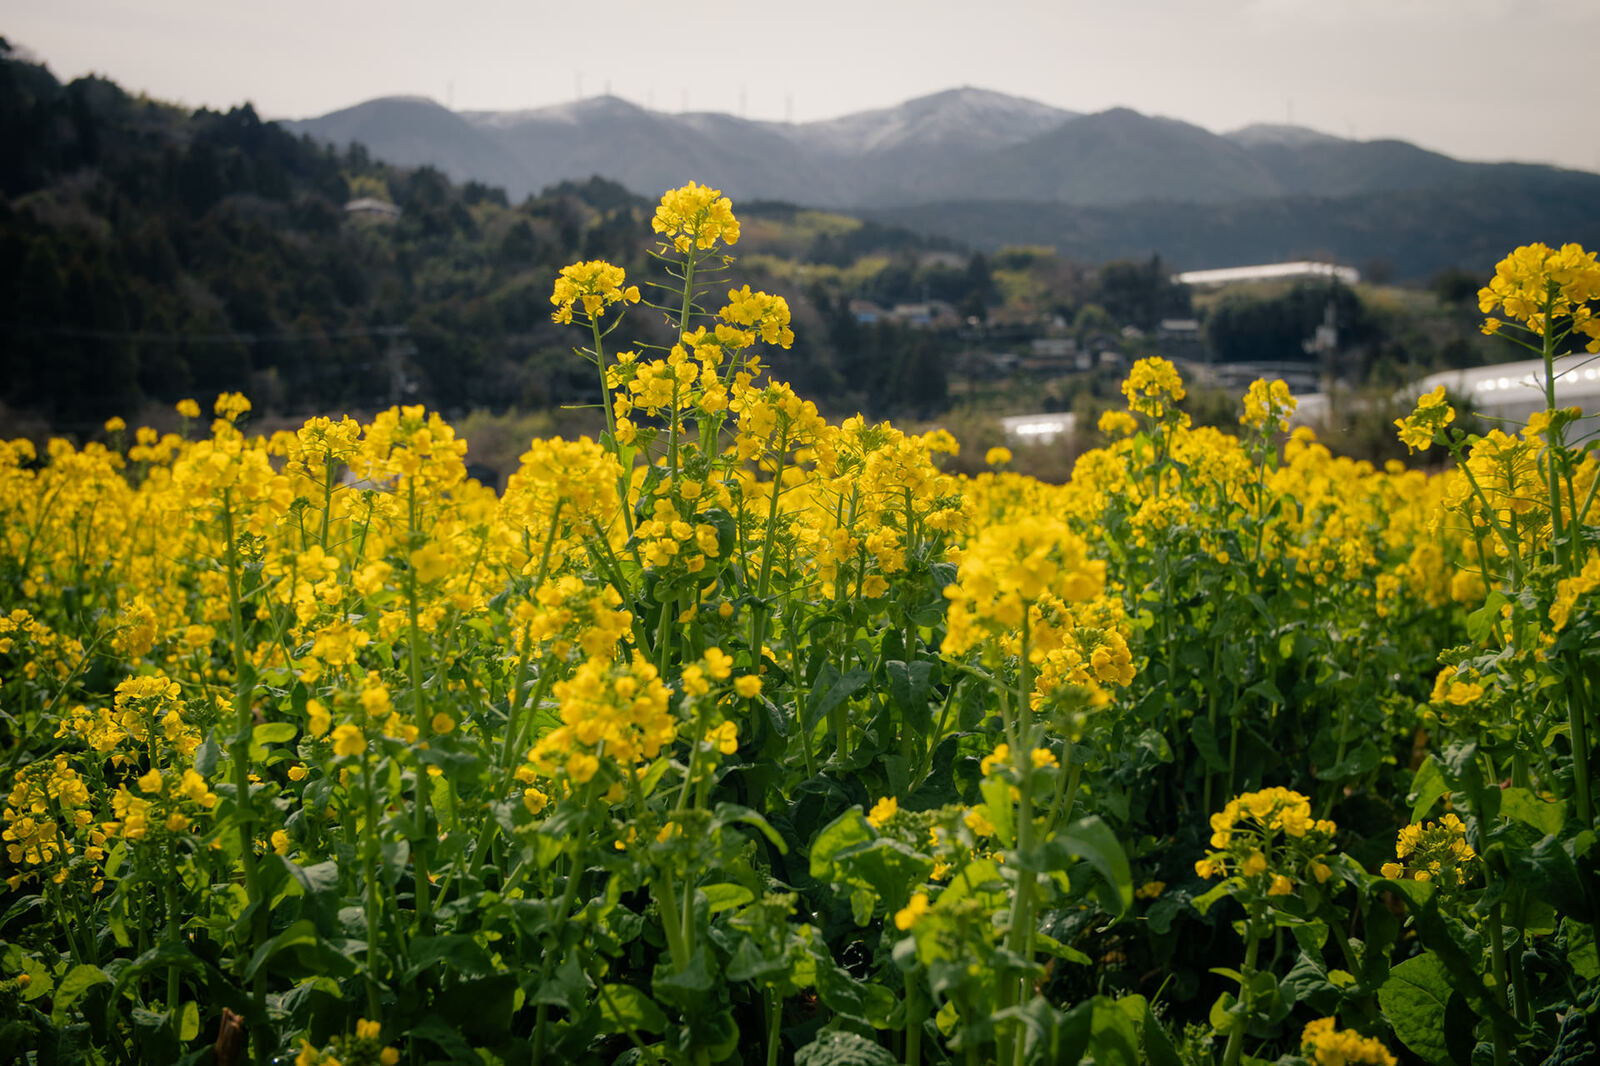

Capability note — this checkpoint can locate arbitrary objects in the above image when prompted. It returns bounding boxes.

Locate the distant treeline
[0,44,996,432]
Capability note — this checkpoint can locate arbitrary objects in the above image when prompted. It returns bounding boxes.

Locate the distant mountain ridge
[284,86,1595,213]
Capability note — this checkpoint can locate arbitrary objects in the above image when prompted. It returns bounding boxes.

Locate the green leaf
[803,667,871,734]
[714,802,787,852]
[193,731,220,779]
[698,883,754,915]
[178,1001,199,1042]
[979,777,1014,847]
[1499,788,1565,836]
[1191,716,1227,772]
[1281,952,1339,1010]
[531,949,589,1011]
[1568,918,1599,981]
[1314,740,1379,781]
[111,942,208,1000]
[1088,995,1143,1066]
[808,809,873,880]
[1408,756,1449,822]
[597,984,668,1035]
[407,1015,487,1063]
[1466,591,1510,643]
[278,857,340,906]
[1043,816,1133,916]
[244,918,318,982]
[1378,952,1452,1065]
[652,946,714,1005]
[253,722,298,746]
[52,964,110,1023]
[1503,833,1586,918]
[404,935,494,981]
[936,858,1005,911]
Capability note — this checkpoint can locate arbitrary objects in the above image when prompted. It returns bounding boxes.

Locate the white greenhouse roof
[1175,262,1360,287]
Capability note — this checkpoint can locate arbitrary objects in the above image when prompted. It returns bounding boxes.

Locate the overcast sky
[5,0,1598,172]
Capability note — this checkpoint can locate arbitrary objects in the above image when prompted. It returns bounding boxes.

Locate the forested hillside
[0,45,982,435]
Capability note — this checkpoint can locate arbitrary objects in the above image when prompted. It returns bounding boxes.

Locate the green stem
[531,848,587,1066]
[220,491,269,1065]
[361,751,384,1020]
[1507,924,1531,1026]
[1487,902,1510,1066]
[765,986,783,1066]
[1221,920,1262,1066]
[904,979,924,1066]
[403,480,437,933]
[164,840,181,1014]
[655,873,691,972]
[1003,618,1038,1066]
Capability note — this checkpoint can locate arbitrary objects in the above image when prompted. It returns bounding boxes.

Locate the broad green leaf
[652,946,714,1005]
[715,802,787,852]
[1499,787,1565,836]
[532,949,589,1011]
[803,667,870,734]
[979,777,1014,847]
[1408,755,1449,823]
[244,919,318,982]
[698,882,754,915]
[808,809,872,880]
[193,731,220,779]
[1089,995,1143,1066]
[1466,591,1510,643]
[252,722,298,746]
[1043,815,1133,916]
[405,935,494,981]
[52,964,110,1023]
[937,858,1005,910]
[597,983,668,1034]
[1379,952,1452,1065]
[1191,716,1227,772]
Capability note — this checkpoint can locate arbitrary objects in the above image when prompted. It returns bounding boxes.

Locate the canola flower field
[2,185,1599,1066]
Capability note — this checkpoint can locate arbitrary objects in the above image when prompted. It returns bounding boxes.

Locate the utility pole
[379,327,415,407]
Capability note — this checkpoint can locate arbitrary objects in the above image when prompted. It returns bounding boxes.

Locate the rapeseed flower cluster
[1394,386,1455,453]
[525,653,675,784]
[1240,377,1297,433]
[1300,1017,1397,1066]
[3,756,100,889]
[1121,356,1186,422]
[549,260,641,325]
[1195,788,1336,895]
[652,181,740,252]
[941,516,1103,659]
[1379,813,1476,890]
[1478,242,1600,350]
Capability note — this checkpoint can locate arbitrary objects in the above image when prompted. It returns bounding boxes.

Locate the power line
[0,322,409,344]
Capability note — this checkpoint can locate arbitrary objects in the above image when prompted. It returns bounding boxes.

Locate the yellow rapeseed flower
[894,891,930,931]
[652,182,740,253]
[331,724,365,758]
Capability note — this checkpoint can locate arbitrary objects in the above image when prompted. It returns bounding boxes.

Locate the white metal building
[1413,352,1600,430]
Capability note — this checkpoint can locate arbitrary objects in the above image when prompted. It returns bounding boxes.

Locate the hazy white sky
[5,0,1598,171]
